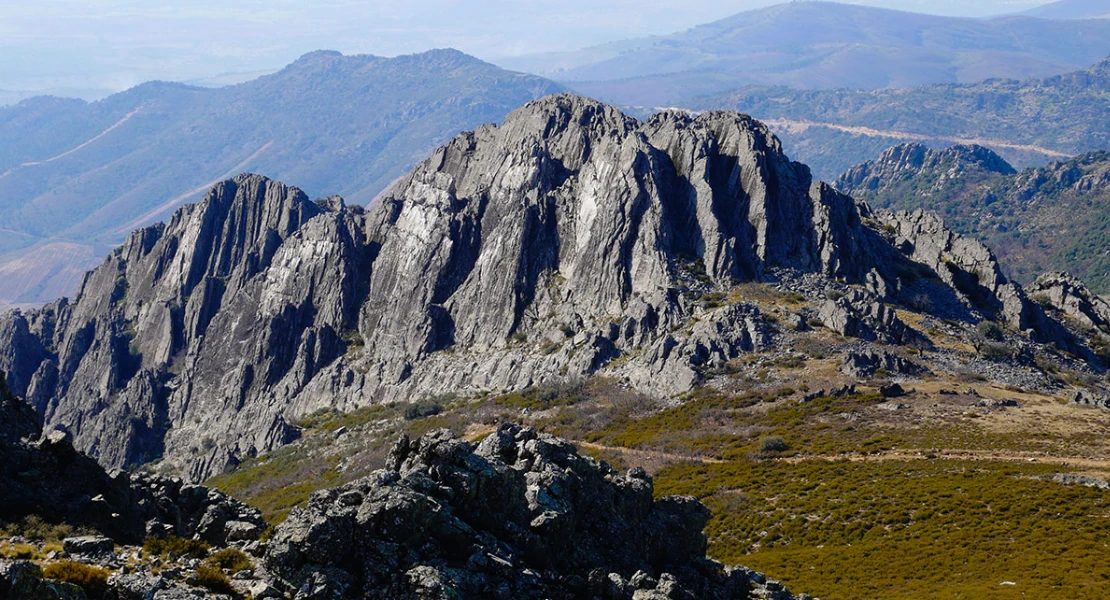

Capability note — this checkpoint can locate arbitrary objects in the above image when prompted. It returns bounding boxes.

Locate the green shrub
[143,535,210,559]
[979,342,1015,360]
[701,291,729,308]
[205,547,253,573]
[976,321,1005,341]
[193,563,237,596]
[404,399,443,420]
[495,380,585,410]
[0,515,91,542]
[1031,293,1054,308]
[43,560,109,598]
[906,293,933,313]
[759,435,790,453]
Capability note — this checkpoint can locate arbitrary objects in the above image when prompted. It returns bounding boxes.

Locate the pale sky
[0,0,1058,97]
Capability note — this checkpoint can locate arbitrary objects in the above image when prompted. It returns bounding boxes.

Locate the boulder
[62,536,115,557]
[1071,388,1110,409]
[840,350,927,378]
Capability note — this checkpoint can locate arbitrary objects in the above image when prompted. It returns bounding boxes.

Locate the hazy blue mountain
[501,1,1110,107]
[686,57,1110,180]
[0,49,562,309]
[1022,0,1110,19]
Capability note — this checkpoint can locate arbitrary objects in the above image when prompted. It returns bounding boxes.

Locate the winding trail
[762,118,1072,159]
[574,440,1110,471]
[574,441,725,466]
[109,140,275,236]
[780,449,1110,470]
[0,107,143,183]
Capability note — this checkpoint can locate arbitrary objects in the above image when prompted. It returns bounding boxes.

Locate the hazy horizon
[1,0,1060,100]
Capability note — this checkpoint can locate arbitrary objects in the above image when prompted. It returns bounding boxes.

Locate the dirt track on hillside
[762,118,1071,159]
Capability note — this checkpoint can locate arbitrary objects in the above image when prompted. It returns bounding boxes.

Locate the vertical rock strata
[0,94,1072,481]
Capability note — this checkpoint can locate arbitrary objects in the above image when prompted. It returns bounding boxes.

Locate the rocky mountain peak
[836,143,1016,197]
[0,94,1094,482]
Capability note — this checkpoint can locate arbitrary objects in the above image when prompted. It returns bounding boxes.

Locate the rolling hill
[0,49,562,310]
[501,1,1110,106]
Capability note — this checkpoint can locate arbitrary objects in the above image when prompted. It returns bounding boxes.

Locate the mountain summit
[0,94,1093,481]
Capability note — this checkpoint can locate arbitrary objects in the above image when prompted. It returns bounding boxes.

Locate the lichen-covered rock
[264,425,807,600]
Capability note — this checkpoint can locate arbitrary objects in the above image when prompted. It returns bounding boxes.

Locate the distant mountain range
[687,57,1110,181]
[502,1,1110,106]
[837,144,1110,293]
[1023,0,1110,19]
[0,49,562,310]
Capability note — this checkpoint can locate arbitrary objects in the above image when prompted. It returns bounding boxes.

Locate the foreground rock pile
[0,371,265,547]
[265,424,807,599]
[2,425,809,599]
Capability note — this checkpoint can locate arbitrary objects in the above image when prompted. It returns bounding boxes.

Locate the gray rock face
[0,94,1094,482]
[871,208,1087,355]
[840,350,927,379]
[1027,272,1110,332]
[817,289,906,343]
[264,424,807,600]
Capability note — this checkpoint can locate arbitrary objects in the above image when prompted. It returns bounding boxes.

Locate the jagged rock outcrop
[0,94,1092,481]
[817,289,906,343]
[0,371,264,546]
[840,350,927,379]
[871,208,1087,349]
[835,143,1015,199]
[265,424,808,600]
[1026,272,1110,333]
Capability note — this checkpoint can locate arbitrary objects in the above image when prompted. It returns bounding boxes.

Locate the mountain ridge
[0,93,1099,485]
[1022,0,1110,19]
[837,144,1110,293]
[502,1,1110,106]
